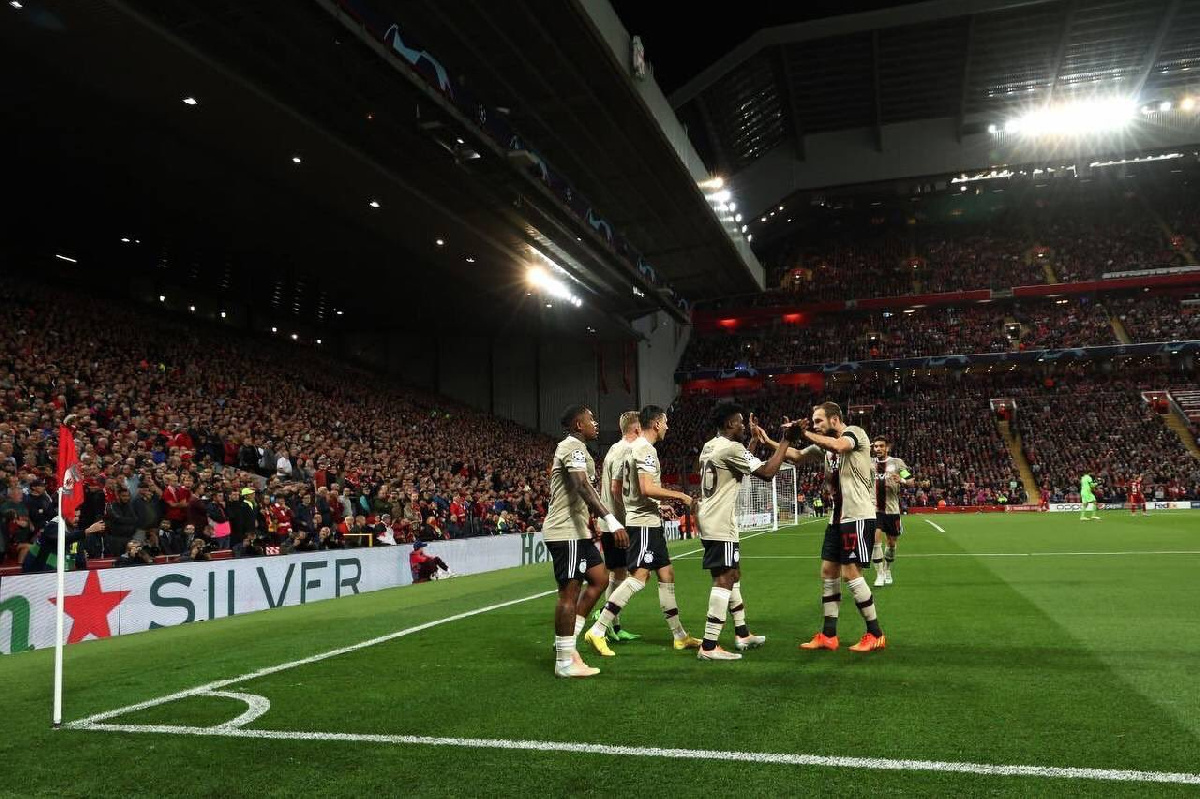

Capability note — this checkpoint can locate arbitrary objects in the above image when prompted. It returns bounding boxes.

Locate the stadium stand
[659,365,1200,509]
[726,181,1199,306]
[680,296,1120,370]
[0,281,554,569]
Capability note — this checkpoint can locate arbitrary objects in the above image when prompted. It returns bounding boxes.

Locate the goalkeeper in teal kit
[1079,473,1100,521]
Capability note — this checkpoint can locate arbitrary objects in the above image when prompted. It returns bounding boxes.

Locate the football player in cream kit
[590,410,643,643]
[543,405,628,678]
[871,436,914,586]
[584,405,702,654]
[694,404,793,661]
[754,402,887,653]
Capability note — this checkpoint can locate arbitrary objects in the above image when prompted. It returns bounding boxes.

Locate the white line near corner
[66,589,555,728]
[72,722,1200,786]
[926,520,947,533]
[67,559,1200,787]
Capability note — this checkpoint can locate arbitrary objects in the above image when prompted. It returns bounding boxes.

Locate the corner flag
[53,424,81,727]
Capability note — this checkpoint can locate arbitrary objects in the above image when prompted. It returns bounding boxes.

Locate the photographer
[113,538,154,568]
[178,534,214,563]
[281,527,316,554]
[316,524,344,551]
[409,540,450,583]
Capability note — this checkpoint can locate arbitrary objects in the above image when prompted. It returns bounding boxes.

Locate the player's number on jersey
[701,461,719,500]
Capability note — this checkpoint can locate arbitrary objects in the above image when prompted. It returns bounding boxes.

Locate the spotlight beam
[1128,0,1180,101]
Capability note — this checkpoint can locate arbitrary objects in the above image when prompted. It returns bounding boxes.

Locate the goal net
[735,463,797,532]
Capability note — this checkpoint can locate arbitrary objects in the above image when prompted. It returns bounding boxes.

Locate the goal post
[735,463,797,532]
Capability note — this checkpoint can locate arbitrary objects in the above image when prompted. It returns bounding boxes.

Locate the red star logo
[50,570,131,644]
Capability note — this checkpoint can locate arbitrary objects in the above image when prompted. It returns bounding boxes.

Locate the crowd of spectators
[660,364,1198,508]
[0,282,555,570]
[736,183,1194,307]
[657,379,1025,507]
[680,297,1118,371]
[2,265,1197,576]
[1113,295,1200,342]
[1011,383,1200,502]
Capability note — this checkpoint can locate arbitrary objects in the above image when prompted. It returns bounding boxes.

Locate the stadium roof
[1,0,760,337]
[667,0,1200,176]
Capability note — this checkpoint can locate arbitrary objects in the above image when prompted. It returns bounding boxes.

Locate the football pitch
[2,512,1199,797]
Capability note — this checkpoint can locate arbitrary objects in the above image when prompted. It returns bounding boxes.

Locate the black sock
[734,624,749,638]
[822,616,838,637]
[867,619,883,637]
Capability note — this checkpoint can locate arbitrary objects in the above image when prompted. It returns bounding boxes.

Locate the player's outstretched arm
[568,471,628,548]
[789,418,852,454]
[637,473,696,512]
[751,429,792,481]
[750,413,808,462]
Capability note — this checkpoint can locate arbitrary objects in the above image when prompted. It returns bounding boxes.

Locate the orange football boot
[848,633,887,652]
[798,632,839,650]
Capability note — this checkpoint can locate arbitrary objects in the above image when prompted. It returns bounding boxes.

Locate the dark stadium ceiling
[657,0,1200,176]
[0,0,757,338]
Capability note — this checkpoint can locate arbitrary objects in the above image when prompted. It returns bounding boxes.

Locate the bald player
[871,436,914,587]
[544,404,627,678]
[754,401,886,652]
[590,410,642,643]
[694,403,792,661]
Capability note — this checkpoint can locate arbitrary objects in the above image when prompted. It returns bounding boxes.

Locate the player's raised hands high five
[781,415,809,443]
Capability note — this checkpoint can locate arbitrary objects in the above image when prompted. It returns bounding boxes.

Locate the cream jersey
[874,456,911,515]
[623,437,663,527]
[597,439,632,532]
[802,425,874,523]
[542,435,596,542]
[698,435,763,541]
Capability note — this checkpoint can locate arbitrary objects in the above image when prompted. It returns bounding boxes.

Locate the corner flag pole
[53,485,66,727]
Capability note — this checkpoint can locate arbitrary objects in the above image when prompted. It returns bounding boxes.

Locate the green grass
[2,511,1199,797]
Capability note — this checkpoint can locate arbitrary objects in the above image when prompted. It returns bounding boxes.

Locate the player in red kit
[1128,475,1149,516]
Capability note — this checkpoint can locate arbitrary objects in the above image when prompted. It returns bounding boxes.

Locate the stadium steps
[1169,388,1200,424]
[997,419,1040,504]
[1109,315,1133,345]
[1163,405,1200,460]
[1040,260,1057,284]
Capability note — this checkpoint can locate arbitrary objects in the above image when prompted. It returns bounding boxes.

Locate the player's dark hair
[559,404,590,431]
[815,401,843,421]
[711,402,746,432]
[873,435,889,445]
[639,405,666,429]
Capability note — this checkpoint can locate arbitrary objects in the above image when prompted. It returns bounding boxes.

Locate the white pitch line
[926,520,947,533]
[71,723,1200,786]
[66,589,555,728]
[724,550,1200,560]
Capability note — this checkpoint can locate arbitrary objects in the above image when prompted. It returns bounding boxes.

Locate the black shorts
[626,526,671,571]
[821,519,875,567]
[877,513,903,538]
[600,530,627,569]
[701,539,740,572]
[547,539,603,587]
